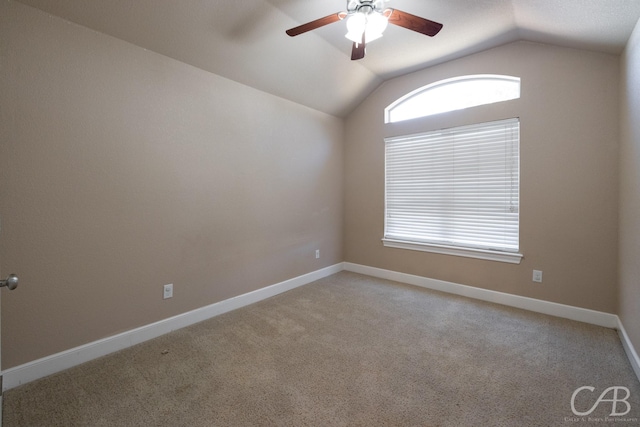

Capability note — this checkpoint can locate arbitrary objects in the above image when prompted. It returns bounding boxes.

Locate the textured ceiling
[15,0,640,117]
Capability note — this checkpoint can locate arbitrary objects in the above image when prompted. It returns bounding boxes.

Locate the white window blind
[384,118,520,255]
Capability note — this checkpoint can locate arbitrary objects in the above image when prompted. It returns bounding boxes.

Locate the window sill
[382,238,523,264]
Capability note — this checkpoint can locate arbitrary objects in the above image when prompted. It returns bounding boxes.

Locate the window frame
[383,118,523,264]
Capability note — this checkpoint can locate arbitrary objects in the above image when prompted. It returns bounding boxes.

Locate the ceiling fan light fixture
[367,12,388,34]
[345,13,366,43]
[345,10,388,43]
[365,12,388,42]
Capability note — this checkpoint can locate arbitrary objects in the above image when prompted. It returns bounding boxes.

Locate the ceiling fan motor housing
[347,0,388,15]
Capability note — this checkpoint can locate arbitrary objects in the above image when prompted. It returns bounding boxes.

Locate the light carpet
[4,271,639,426]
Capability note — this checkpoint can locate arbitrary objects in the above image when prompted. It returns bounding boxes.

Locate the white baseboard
[1,263,343,392]
[4,262,639,391]
[344,263,619,328]
[617,319,640,382]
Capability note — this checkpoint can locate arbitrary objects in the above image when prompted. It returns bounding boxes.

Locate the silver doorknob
[0,274,18,290]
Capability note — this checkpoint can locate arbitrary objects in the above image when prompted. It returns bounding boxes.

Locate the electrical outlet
[532,270,543,283]
[315,249,320,259]
[163,283,173,299]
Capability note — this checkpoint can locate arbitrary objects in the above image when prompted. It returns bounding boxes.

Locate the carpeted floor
[4,271,640,426]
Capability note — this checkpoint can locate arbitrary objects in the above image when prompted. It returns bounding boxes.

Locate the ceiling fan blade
[286,12,345,37]
[387,9,443,37]
[351,38,366,61]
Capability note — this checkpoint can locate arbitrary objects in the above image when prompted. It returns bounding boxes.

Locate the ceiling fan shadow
[209,0,290,43]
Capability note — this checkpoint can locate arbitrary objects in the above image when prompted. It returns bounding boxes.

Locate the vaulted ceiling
[16,0,640,117]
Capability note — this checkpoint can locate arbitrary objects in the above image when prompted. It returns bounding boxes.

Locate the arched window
[385,75,520,123]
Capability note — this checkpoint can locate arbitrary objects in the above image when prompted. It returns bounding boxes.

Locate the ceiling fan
[286,0,443,60]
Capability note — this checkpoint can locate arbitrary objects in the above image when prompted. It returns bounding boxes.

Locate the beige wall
[0,0,632,373]
[620,19,640,356]
[0,1,343,369]
[345,41,620,313]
